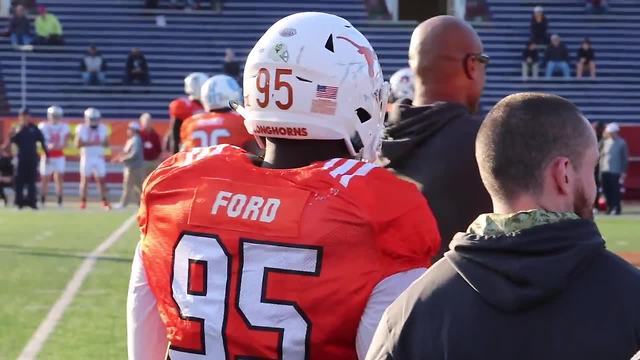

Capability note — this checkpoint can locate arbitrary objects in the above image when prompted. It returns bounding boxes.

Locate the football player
[389,67,415,102]
[75,107,111,210]
[38,105,70,207]
[127,12,440,360]
[179,74,258,153]
[166,72,208,153]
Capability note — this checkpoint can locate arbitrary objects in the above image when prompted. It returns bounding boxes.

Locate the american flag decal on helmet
[316,85,338,100]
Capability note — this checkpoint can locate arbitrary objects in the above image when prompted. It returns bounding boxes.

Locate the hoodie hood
[382,101,469,164]
[445,217,605,312]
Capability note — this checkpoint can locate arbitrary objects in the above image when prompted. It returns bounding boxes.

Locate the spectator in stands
[80,45,107,85]
[530,6,548,45]
[139,112,162,178]
[113,121,144,209]
[576,38,596,79]
[34,5,63,45]
[124,48,150,85]
[586,0,608,14]
[600,122,629,215]
[382,16,492,260]
[0,148,13,207]
[521,40,539,80]
[223,48,240,83]
[7,4,32,46]
[545,34,571,79]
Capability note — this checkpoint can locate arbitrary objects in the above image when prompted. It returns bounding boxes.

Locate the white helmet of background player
[389,67,415,101]
[238,12,389,162]
[84,107,101,126]
[184,72,209,101]
[47,105,64,122]
[201,75,242,112]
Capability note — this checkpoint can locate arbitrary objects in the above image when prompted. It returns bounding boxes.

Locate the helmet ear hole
[325,34,335,52]
[351,133,364,152]
[356,108,372,123]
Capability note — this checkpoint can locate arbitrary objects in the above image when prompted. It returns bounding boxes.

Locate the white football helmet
[237,12,389,162]
[389,67,415,101]
[184,72,209,100]
[47,105,63,121]
[201,75,242,112]
[84,107,101,125]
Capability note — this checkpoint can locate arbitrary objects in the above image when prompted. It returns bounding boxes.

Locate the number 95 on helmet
[237,12,389,162]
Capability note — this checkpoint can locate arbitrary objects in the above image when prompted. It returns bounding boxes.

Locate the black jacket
[9,14,31,35]
[545,43,570,63]
[382,102,492,259]
[530,17,548,44]
[10,123,46,165]
[367,220,640,360]
[126,53,149,75]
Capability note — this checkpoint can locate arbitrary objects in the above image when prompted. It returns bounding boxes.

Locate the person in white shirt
[75,107,111,210]
[38,105,70,207]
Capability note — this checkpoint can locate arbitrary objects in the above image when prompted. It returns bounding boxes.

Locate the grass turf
[596,216,640,253]
[0,209,638,359]
[0,208,134,360]
[38,225,140,359]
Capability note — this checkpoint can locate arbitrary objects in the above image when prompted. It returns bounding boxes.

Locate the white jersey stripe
[329,159,359,178]
[322,158,341,170]
[339,163,377,187]
[212,144,229,155]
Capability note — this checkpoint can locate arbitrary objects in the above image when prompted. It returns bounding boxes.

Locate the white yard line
[17,214,137,360]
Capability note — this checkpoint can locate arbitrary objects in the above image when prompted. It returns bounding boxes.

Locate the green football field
[0,207,639,359]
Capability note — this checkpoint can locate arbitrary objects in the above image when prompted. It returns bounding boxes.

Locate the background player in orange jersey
[166,72,208,153]
[179,74,258,154]
[127,12,441,360]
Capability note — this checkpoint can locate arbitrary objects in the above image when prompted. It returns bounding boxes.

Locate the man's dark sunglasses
[466,53,490,66]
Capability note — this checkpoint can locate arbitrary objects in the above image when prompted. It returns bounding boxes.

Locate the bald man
[382,16,491,260]
[367,93,640,360]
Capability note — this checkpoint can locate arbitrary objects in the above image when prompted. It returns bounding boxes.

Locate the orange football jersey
[179,111,255,151]
[139,145,440,359]
[169,97,205,121]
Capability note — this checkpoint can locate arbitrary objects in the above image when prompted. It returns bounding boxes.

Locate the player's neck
[262,138,352,169]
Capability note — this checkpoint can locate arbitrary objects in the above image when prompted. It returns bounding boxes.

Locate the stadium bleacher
[0,0,639,123]
[0,0,416,119]
[476,0,640,122]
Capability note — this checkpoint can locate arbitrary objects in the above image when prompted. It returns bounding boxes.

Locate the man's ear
[549,157,572,196]
[464,55,476,80]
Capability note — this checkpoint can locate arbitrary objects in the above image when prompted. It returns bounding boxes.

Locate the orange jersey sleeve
[139,147,439,360]
[180,112,255,151]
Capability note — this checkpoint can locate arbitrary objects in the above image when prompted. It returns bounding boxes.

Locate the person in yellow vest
[34,5,63,45]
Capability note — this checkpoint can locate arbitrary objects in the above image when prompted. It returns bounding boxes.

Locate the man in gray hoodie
[599,122,629,215]
[114,121,144,209]
[367,93,640,360]
[382,16,491,260]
